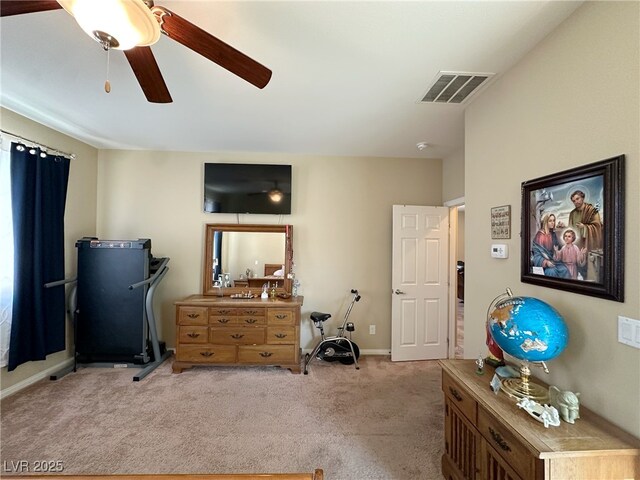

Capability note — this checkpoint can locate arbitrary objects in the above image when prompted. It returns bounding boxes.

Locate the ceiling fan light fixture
[268,189,284,203]
[58,0,160,50]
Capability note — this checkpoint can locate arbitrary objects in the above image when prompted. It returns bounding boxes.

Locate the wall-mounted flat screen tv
[204,163,292,214]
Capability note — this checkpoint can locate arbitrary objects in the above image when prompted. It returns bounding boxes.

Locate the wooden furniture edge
[174,295,304,306]
[439,359,640,458]
[0,470,323,480]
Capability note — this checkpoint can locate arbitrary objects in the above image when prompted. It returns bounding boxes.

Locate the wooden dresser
[173,295,303,374]
[440,360,640,480]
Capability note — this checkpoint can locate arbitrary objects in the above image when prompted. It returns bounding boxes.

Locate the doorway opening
[446,198,465,359]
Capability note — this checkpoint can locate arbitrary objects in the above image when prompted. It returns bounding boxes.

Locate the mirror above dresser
[203,223,293,296]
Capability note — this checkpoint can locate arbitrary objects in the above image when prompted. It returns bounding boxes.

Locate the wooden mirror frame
[203,224,293,296]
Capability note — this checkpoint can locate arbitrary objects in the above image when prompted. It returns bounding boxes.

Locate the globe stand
[501,361,549,403]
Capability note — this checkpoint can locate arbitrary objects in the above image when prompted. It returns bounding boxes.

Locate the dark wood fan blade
[1,0,62,17]
[157,7,272,89]
[124,47,173,104]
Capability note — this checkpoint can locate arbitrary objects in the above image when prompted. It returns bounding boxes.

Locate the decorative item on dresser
[173,295,303,374]
[440,360,640,480]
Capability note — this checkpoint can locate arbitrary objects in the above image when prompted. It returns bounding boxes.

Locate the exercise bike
[303,289,361,375]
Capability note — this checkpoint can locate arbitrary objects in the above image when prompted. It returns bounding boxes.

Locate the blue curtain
[8,143,70,371]
[213,231,222,280]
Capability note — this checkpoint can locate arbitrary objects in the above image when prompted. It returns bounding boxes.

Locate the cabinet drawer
[238,315,266,326]
[178,326,209,344]
[266,326,296,344]
[210,327,265,345]
[268,309,295,325]
[443,372,477,423]
[178,306,209,325]
[478,405,532,480]
[210,315,238,325]
[176,345,236,363]
[238,345,296,364]
[210,307,237,316]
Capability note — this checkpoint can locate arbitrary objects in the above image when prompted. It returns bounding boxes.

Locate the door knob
[394,289,406,295]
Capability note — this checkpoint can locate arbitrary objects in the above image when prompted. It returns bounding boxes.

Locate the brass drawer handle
[217,318,230,324]
[489,427,511,452]
[275,314,288,319]
[187,332,200,338]
[259,352,273,358]
[231,334,244,339]
[246,310,258,315]
[275,333,287,339]
[187,313,200,319]
[448,386,463,402]
[245,318,258,324]
[200,351,214,357]
[218,309,232,315]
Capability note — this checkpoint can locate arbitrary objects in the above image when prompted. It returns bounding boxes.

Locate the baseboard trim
[301,348,390,356]
[1,358,74,400]
[360,349,391,356]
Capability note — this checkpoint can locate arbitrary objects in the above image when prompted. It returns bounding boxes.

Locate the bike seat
[310,312,331,323]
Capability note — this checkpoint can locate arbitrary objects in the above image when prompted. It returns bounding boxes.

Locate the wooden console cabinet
[440,360,639,480]
[173,295,303,374]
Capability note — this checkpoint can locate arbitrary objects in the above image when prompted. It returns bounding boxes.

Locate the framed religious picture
[520,155,625,302]
[491,205,511,239]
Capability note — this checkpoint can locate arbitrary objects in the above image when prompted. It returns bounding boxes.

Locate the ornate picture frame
[520,155,625,302]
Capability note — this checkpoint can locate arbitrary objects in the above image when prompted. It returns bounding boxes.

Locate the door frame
[444,196,464,359]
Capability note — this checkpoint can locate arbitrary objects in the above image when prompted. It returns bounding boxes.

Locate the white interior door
[391,205,449,361]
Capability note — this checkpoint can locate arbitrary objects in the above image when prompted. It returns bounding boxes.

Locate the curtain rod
[0,129,76,159]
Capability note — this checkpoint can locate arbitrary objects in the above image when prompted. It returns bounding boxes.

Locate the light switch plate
[618,316,640,349]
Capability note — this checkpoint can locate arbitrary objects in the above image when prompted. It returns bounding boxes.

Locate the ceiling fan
[0,0,272,103]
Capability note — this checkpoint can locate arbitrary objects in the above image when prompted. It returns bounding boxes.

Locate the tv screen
[204,163,292,214]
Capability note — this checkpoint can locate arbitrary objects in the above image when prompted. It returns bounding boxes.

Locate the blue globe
[488,295,568,363]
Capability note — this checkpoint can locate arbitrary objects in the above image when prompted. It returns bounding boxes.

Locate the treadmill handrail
[44,276,77,288]
[128,257,170,290]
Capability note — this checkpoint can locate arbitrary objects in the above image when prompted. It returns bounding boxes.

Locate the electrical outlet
[369,325,376,335]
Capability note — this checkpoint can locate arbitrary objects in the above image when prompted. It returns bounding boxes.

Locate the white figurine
[475,355,484,375]
[549,386,580,424]
[516,397,560,428]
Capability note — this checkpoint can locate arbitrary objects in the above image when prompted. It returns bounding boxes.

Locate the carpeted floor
[0,356,444,480]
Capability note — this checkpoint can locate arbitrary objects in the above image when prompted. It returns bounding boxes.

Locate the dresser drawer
[178,326,209,344]
[176,345,236,363]
[478,405,533,480]
[210,315,238,325]
[239,307,265,317]
[266,326,296,344]
[268,309,295,325]
[238,345,296,364]
[210,327,265,345]
[177,306,209,325]
[442,371,477,423]
[238,315,266,326]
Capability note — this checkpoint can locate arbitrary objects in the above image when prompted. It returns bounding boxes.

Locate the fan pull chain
[104,47,111,94]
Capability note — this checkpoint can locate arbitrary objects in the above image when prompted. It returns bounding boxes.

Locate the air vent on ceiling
[420,71,494,104]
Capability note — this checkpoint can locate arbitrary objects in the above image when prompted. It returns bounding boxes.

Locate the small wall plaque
[491,205,511,239]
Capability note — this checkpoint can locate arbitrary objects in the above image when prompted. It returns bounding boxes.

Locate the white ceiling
[0,1,582,159]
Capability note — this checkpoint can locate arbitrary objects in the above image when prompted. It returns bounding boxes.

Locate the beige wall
[0,107,99,390]
[96,151,442,353]
[442,146,464,203]
[464,1,639,436]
